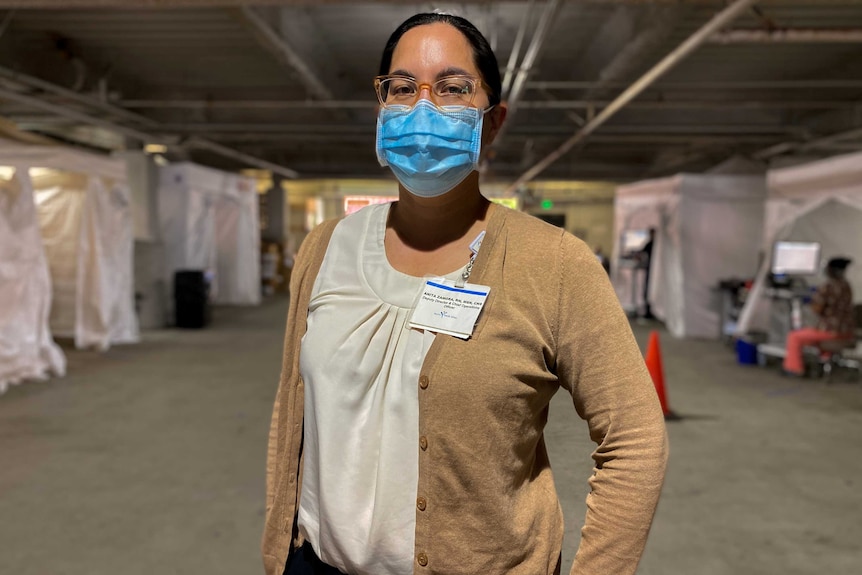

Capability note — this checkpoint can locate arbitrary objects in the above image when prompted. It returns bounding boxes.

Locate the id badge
[409,277,490,339]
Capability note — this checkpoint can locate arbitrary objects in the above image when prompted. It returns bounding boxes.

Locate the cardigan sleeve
[264,221,333,513]
[553,233,669,575]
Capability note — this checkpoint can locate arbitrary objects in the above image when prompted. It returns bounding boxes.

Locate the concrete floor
[1,296,860,575]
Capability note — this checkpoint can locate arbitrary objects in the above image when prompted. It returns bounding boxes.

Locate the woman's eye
[439,83,467,95]
[390,84,416,96]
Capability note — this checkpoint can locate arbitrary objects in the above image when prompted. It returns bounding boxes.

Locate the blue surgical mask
[376,99,485,198]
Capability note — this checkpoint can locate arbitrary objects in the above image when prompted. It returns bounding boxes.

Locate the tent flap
[0,169,65,393]
[3,139,139,352]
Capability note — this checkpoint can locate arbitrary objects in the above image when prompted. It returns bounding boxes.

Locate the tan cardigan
[262,203,668,575]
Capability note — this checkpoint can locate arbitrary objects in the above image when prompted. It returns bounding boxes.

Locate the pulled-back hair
[378,13,502,107]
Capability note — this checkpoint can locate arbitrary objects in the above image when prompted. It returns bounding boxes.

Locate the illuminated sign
[343,195,397,215]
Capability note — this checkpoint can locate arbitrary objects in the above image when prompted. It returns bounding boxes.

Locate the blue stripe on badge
[426,281,488,296]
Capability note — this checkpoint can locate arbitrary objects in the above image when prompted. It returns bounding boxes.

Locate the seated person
[783,257,855,376]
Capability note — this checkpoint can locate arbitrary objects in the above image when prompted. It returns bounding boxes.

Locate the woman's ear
[483,103,508,148]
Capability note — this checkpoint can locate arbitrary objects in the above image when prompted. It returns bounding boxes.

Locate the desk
[764,287,811,330]
[763,285,817,346]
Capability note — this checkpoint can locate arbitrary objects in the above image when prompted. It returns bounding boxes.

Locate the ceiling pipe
[502,0,563,124]
[754,126,862,160]
[710,29,862,43]
[0,85,156,141]
[186,138,299,179]
[0,65,159,127]
[501,0,535,100]
[0,83,300,178]
[504,0,757,194]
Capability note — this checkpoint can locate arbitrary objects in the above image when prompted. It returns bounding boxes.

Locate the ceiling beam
[754,125,862,159]
[103,98,862,111]
[155,133,784,146]
[235,5,334,101]
[710,29,862,44]
[530,80,862,90]
[2,0,862,7]
[0,65,160,128]
[504,0,756,193]
[25,122,789,137]
[184,137,299,178]
[0,85,156,142]
[0,82,300,178]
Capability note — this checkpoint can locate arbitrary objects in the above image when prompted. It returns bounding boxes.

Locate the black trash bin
[174,270,210,328]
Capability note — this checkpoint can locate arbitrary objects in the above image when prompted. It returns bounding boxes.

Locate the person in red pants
[783,257,855,376]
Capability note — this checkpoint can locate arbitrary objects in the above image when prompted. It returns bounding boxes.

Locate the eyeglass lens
[378,77,476,109]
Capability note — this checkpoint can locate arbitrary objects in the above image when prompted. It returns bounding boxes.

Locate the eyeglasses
[374,75,483,111]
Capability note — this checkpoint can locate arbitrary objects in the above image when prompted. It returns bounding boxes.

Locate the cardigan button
[417,497,427,511]
[419,436,428,451]
[419,375,429,389]
[417,553,428,567]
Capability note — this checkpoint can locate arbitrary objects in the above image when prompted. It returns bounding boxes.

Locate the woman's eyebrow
[386,67,474,79]
[436,67,471,79]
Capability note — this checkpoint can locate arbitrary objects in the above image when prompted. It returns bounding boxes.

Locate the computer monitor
[622,229,650,253]
[771,241,821,276]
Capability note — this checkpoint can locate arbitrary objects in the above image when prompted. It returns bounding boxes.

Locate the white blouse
[297,203,461,575]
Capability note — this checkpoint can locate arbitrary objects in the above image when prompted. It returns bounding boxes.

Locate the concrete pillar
[121,151,167,329]
[261,178,286,244]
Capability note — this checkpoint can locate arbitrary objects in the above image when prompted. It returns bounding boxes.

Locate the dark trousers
[283,542,346,575]
[642,268,653,318]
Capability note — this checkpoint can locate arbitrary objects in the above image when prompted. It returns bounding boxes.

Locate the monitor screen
[772,241,821,275]
[622,229,650,253]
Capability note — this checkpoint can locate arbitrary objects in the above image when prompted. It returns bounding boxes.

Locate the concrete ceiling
[1,0,861,185]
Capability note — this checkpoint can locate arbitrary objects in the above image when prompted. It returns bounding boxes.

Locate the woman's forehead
[389,23,477,77]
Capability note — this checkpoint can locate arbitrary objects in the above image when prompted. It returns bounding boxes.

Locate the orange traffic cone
[645,330,680,421]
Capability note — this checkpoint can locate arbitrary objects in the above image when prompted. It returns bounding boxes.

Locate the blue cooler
[735,338,759,365]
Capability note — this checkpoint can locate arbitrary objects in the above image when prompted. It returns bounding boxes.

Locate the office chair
[812,304,862,382]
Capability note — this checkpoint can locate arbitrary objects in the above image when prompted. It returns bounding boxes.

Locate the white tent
[0,167,66,393]
[612,174,767,339]
[158,163,261,313]
[736,151,862,338]
[0,141,139,353]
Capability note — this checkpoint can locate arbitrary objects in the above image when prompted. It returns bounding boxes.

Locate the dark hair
[827,257,852,271]
[378,13,502,107]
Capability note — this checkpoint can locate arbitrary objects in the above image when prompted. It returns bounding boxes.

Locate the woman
[782,256,855,376]
[263,13,668,575]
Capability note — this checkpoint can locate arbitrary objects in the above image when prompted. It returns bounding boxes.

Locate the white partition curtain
[613,174,767,339]
[0,140,139,353]
[159,163,260,314]
[214,179,261,304]
[0,168,65,393]
[736,151,862,337]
